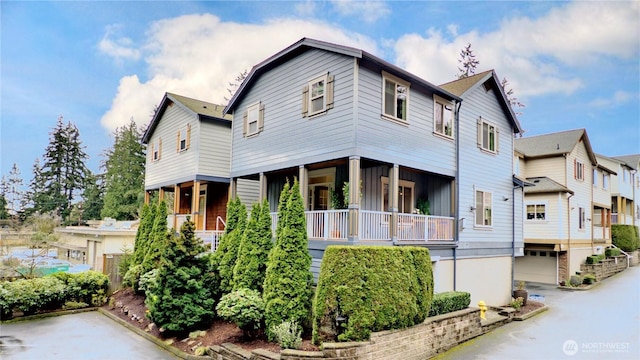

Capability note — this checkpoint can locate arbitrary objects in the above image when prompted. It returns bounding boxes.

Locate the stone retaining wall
[580,255,628,281]
[207,308,483,360]
[628,250,639,267]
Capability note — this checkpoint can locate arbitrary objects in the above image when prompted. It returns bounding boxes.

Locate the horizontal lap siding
[566,143,593,241]
[145,105,198,188]
[230,50,355,177]
[524,193,563,240]
[457,84,515,247]
[198,121,231,177]
[523,157,566,184]
[356,66,456,177]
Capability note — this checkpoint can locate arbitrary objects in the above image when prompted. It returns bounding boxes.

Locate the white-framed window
[302,74,335,117]
[382,71,409,122]
[578,207,586,229]
[526,203,546,221]
[603,173,609,190]
[177,124,191,152]
[574,160,584,181]
[475,189,492,227]
[434,95,454,138]
[150,138,162,162]
[381,177,415,214]
[477,118,499,153]
[593,169,598,187]
[243,102,264,137]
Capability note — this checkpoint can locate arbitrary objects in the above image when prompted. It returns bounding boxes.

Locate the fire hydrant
[478,300,487,320]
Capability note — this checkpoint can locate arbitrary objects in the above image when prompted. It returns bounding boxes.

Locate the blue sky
[1,1,639,184]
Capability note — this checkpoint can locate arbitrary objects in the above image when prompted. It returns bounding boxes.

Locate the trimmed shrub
[141,201,169,276]
[263,179,314,341]
[216,288,265,339]
[216,198,247,294]
[605,248,621,257]
[582,274,597,285]
[52,270,110,306]
[586,254,605,264]
[312,246,433,343]
[612,224,640,252]
[2,277,66,315]
[428,291,471,317]
[233,199,273,292]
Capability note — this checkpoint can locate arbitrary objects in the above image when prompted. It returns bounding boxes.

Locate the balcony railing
[592,226,610,241]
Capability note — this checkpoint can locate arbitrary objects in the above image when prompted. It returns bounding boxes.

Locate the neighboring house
[514,129,614,284]
[142,92,259,246]
[598,154,639,230]
[224,38,522,305]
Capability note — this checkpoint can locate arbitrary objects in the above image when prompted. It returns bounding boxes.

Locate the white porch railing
[611,213,618,224]
[396,214,455,242]
[359,210,391,241]
[592,226,610,241]
[196,230,223,251]
[306,210,349,240]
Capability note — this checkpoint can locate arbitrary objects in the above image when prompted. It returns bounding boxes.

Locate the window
[475,189,492,227]
[603,174,609,190]
[526,204,546,221]
[382,72,409,122]
[477,118,499,153]
[302,73,334,117]
[593,169,598,187]
[574,160,584,181]
[243,102,264,137]
[381,177,415,213]
[434,96,453,138]
[150,138,162,162]
[578,207,586,229]
[177,124,191,152]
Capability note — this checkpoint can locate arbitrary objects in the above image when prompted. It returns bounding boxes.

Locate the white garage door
[515,250,557,284]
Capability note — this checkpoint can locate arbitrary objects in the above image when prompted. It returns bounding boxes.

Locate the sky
[1,0,639,185]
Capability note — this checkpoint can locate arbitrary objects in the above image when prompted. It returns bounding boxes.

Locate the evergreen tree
[263,178,313,340]
[38,116,89,220]
[141,201,169,275]
[216,198,247,294]
[3,163,26,216]
[145,218,214,334]
[82,171,104,220]
[0,195,9,220]
[233,199,273,292]
[101,120,146,220]
[26,158,47,215]
[500,77,526,116]
[457,43,479,79]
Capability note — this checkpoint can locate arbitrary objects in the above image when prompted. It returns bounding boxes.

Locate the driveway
[0,311,178,359]
[440,266,640,359]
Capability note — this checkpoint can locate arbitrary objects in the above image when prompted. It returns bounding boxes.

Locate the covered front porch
[237,156,456,244]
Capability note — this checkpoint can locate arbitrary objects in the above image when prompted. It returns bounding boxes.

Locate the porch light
[335,313,347,333]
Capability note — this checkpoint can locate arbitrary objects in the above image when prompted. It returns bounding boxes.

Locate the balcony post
[259,172,267,202]
[348,156,360,242]
[389,164,399,243]
[192,181,201,230]
[299,166,308,210]
[229,178,237,201]
[173,185,180,231]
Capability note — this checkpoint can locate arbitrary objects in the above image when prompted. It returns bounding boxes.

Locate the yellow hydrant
[478,300,487,320]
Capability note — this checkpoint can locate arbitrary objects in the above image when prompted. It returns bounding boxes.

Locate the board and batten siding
[355,66,456,177]
[230,49,356,178]
[456,83,516,251]
[197,120,232,177]
[145,104,198,188]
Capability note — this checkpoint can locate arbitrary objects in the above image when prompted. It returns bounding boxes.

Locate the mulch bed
[512,300,545,316]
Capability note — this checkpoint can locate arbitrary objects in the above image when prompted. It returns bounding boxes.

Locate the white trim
[526,201,548,222]
[433,95,454,139]
[479,118,498,154]
[381,70,410,123]
[473,186,493,229]
[245,102,260,137]
[381,176,415,213]
[307,73,328,117]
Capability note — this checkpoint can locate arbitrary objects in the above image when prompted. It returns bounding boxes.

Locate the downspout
[566,192,574,283]
[454,99,462,291]
[511,182,523,294]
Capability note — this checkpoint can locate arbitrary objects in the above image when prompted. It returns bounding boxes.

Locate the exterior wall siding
[523,157,566,185]
[198,120,232,177]
[523,193,563,240]
[566,142,593,242]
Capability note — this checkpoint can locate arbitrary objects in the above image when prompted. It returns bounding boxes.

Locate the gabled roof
[440,70,523,134]
[514,129,597,165]
[224,37,461,114]
[142,92,230,144]
[524,176,574,195]
[612,154,640,170]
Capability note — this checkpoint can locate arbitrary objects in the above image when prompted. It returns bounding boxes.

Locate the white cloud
[100,14,378,132]
[330,0,391,23]
[295,1,317,17]
[394,1,638,97]
[589,90,638,108]
[98,24,141,62]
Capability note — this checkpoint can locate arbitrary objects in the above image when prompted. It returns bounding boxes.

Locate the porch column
[259,173,268,202]
[192,181,201,229]
[173,185,180,231]
[299,166,308,209]
[348,156,361,241]
[389,164,399,243]
[229,178,237,201]
[144,191,150,205]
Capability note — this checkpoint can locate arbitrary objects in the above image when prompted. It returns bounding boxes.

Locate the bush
[63,301,89,310]
[2,277,66,315]
[605,248,621,257]
[612,224,640,252]
[233,199,273,292]
[216,198,247,294]
[271,320,302,350]
[216,288,265,339]
[582,274,597,285]
[428,291,471,317]
[510,297,524,312]
[312,246,433,343]
[52,270,110,306]
[122,264,143,292]
[586,254,605,264]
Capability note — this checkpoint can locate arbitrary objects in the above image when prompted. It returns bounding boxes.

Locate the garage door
[515,250,557,284]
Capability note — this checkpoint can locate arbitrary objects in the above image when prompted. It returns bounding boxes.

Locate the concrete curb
[513,305,549,321]
[0,306,98,324]
[98,308,209,360]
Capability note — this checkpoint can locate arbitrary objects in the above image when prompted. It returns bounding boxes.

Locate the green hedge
[605,248,621,257]
[428,291,471,317]
[586,254,605,264]
[612,225,640,252]
[0,271,110,320]
[312,246,433,343]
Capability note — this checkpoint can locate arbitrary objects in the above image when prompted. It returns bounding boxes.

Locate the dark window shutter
[326,74,335,110]
[302,85,309,117]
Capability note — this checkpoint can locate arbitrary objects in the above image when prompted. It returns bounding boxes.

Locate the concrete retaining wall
[628,250,639,267]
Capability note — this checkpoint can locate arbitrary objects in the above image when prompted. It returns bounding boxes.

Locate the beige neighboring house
[53,218,138,273]
[597,154,639,231]
[514,129,614,284]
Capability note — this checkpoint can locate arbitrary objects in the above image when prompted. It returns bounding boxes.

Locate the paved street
[0,311,178,360]
[440,265,640,359]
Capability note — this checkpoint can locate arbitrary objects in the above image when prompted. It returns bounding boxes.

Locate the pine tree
[0,195,9,220]
[457,43,479,79]
[216,198,247,294]
[233,199,273,292]
[26,158,47,215]
[82,172,104,220]
[4,163,26,217]
[141,201,169,275]
[263,178,313,340]
[101,120,146,220]
[145,218,214,334]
